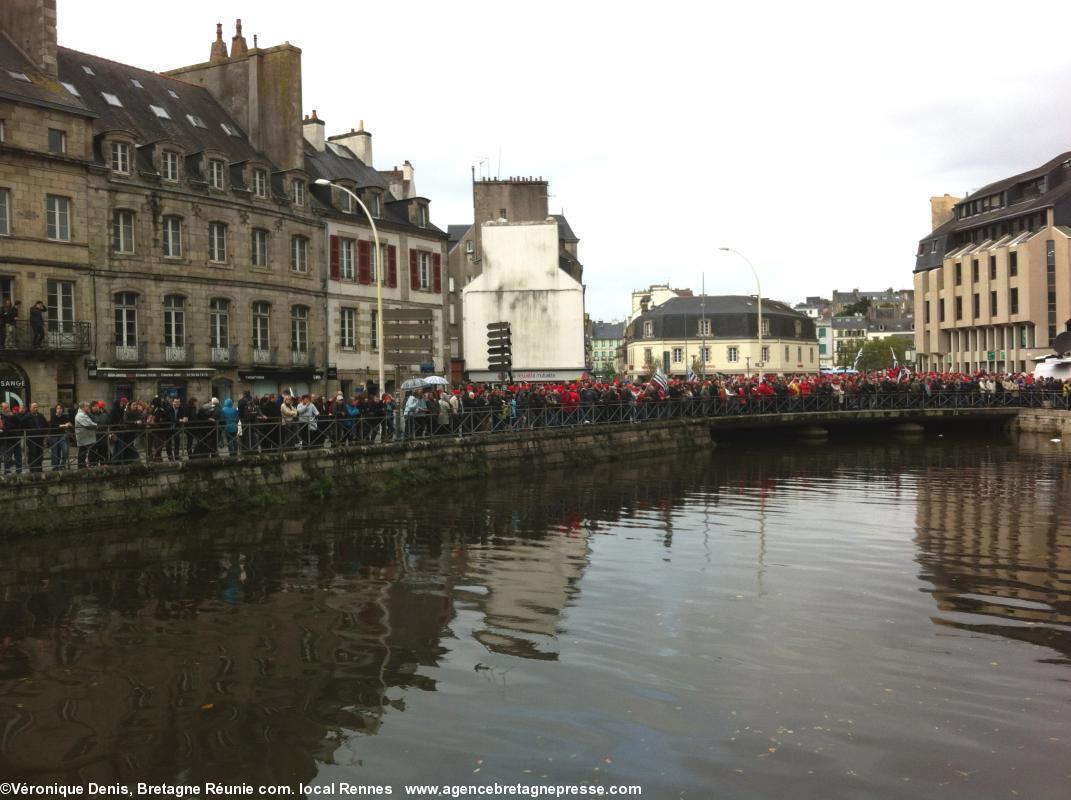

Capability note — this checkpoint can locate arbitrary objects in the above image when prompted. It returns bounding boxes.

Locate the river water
[0,431,1069,799]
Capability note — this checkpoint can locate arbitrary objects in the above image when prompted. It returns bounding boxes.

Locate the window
[924,301,930,324]
[798,346,803,362]
[114,292,137,347]
[449,276,456,293]
[7,70,29,83]
[990,291,997,316]
[101,92,123,108]
[186,114,206,129]
[110,142,130,174]
[809,347,814,361]
[760,317,770,336]
[162,216,182,257]
[46,195,70,241]
[290,305,309,352]
[340,307,356,348]
[971,259,979,283]
[370,242,385,283]
[48,128,66,154]
[0,188,8,236]
[418,204,429,227]
[370,309,379,350]
[1009,251,1018,276]
[672,347,683,363]
[989,255,997,280]
[209,298,229,348]
[698,319,711,336]
[643,321,653,338]
[47,280,74,332]
[253,169,268,198]
[61,81,80,97]
[220,123,239,137]
[130,78,144,89]
[339,238,355,280]
[168,89,179,99]
[465,239,474,254]
[251,228,269,268]
[727,346,739,363]
[339,190,354,213]
[161,151,179,181]
[1011,288,1019,315]
[418,252,431,289]
[81,65,95,75]
[208,222,227,263]
[150,104,171,120]
[701,346,711,363]
[252,302,271,349]
[955,296,963,320]
[290,235,308,273]
[794,319,802,337]
[818,326,826,337]
[449,302,456,325]
[367,193,380,217]
[954,262,961,285]
[972,293,979,318]
[163,295,185,347]
[292,180,306,206]
[112,209,134,253]
[208,159,225,190]
[939,299,945,322]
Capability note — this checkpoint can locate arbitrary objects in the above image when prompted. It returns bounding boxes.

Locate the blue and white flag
[852,345,864,371]
[686,366,697,382]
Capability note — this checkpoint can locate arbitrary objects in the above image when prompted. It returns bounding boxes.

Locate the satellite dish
[1053,331,1071,356]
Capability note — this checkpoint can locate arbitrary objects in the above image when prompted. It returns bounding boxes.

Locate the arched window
[163,295,185,348]
[290,305,309,353]
[209,298,229,348]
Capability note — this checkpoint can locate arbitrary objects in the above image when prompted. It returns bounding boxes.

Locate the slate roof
[552,214,578,242]
[592,321,625,340]
[0,33,90,117]
[303,139,386,190]
[447,224,472,249]
[627,296,816,341]
[55,47,266,169]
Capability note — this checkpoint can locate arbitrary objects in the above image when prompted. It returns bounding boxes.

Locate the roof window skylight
[150,104,172,120]
[220,123,239,137]
[186,114,206,129]
[61,81,80,97]
[7,71,30,83]
[130,78,143,89]
[101,92,123,107]
[167,89,179,99]
[82,65,95,75]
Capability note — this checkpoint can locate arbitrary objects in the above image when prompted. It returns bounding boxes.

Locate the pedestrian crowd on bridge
[0,369,1068,475]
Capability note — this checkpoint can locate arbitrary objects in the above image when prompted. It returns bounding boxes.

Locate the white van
[1032,356,1071,380]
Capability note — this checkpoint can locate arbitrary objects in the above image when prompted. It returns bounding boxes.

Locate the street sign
[487,321,512,372]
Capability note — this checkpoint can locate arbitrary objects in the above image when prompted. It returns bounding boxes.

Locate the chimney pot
[210,22,229,62]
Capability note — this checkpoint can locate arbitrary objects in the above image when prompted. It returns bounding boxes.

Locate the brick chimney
[0,0,58,77]
[230,19,248,59]
[210,22,228,63]
[930,194,958,231]
[302,109,325,152]
[327,120,373,166]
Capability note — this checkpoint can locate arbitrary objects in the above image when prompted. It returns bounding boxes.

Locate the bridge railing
[0,390,1065,475]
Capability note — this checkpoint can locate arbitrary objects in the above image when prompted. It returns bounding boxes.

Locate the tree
[857,336,910,371]
[840,297,871,316]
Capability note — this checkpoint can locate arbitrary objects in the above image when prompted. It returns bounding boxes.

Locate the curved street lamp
[719,247,763,376]
[314,178,384,394]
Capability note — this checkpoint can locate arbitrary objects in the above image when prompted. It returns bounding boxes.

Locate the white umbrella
[423,375,448,386]
[400,377,427,390]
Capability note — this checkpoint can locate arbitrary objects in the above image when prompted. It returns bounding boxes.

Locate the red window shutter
[329,235,340,280]
[358,240,371,284]
[409,248,419,290]
[388,245,397,287]
[432,253,442,293]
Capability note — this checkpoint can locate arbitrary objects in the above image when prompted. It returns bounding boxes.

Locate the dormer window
[101,92,123,108]
[367,192,380,217]
[418,204,429,228]
[292,179,306,207]
[339,190,354,213]
[110,141,131,174]
[160,151,179,181]
[644,321,653,338]
[252,168,268,198]
[697,319,711,336]
[208,159,225,190]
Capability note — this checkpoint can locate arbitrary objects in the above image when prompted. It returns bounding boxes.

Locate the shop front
[88,366,217,404]
[237,368,324,399]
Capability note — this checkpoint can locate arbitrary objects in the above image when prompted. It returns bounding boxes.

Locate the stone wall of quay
[1,418,711,535]
[1010,408,1071,436]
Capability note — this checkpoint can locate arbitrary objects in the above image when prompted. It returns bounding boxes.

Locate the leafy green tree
[858,337,910,371]
[840,297,872,316]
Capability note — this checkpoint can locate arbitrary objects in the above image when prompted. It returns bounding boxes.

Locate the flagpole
[701,273,706,381]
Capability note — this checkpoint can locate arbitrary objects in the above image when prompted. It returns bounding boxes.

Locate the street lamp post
[719,247,763,377]
[314,179,383,394]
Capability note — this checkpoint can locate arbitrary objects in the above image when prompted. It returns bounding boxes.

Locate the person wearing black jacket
[0,299,17,349]
[22,402,49,472]
[49,403,73,469]
[237,391,256,450]
[29,301,47,348]
[0,401,21,473]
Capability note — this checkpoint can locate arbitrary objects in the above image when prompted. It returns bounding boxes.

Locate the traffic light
[487,321,512,371]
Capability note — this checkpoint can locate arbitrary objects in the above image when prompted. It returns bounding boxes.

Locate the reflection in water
[0,432,1068,799]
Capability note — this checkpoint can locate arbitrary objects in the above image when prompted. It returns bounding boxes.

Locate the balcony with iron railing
[162,343,195,366]
[209,344,240,366]
[251,344,278,365]
[290,345,316,367]
[113,342,148,364]
[0,320,91,356]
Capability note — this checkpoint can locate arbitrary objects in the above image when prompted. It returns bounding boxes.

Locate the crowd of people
[0,369,1068,475]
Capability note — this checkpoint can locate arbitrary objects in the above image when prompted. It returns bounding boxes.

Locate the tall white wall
[462,221,585,375]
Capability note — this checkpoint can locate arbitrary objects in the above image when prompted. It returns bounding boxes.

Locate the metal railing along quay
[0,390,1066,476]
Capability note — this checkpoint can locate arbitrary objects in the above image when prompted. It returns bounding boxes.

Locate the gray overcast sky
[57,0,1071,320]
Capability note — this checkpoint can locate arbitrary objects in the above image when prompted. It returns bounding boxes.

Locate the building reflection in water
[0,433,1068,785]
